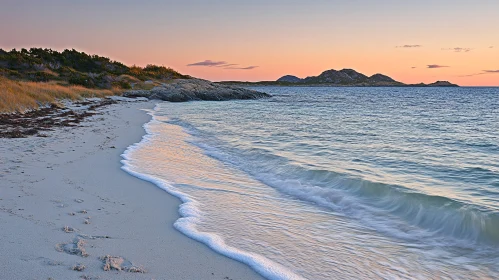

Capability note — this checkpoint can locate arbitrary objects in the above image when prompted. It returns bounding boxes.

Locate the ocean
[122,86,499,279]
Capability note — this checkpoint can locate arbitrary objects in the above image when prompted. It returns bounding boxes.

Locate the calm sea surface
[123,87,499,279]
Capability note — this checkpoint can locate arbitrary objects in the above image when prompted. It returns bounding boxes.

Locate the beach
[0,99,263,280]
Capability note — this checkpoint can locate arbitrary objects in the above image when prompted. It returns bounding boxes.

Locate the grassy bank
[0,47,191,113]
[0,76,119,113]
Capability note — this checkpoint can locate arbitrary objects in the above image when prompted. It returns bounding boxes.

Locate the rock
[123,79,270,102]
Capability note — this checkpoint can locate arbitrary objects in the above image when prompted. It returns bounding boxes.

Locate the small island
[220,68,459,87]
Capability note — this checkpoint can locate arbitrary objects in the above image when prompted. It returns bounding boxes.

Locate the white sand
[0,100,263,279]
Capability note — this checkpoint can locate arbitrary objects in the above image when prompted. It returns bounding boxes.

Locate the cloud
[187,60,258,70]
[460,70,499,77]
[396,45,422,48]
[411,66,417,69]
[216,63,238,68]
[427,65,449,69]
[224,66,259,70]
[187,60,227,67]
[490,46,494,48]
[460,73,482,77]
[442,47,472,53]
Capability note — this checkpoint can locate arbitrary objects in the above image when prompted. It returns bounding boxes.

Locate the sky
[1,0,498,86]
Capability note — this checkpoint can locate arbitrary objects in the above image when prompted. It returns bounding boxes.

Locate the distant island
[220,68,459,87]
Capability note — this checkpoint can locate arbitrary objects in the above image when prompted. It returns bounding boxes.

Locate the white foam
[120,105,303,280]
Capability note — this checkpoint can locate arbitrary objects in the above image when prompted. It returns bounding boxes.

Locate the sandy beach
[0,99,263,280]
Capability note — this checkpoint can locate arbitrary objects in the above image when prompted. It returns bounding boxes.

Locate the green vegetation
[0,48,191,113]
[0,48,190,90]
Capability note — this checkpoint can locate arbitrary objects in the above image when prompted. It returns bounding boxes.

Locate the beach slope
[0,100,263,279]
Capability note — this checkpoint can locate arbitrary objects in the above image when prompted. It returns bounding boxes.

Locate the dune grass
[0,76,120,113]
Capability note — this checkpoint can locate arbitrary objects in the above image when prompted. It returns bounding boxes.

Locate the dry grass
[117,74,140,83]
[0,76,121,113]
[132,83,156,90]
[42,68,60,77]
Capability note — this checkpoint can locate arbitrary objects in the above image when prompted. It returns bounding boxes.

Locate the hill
[0,48,193,113]
[0,48,190,90]
[277,75,301,83]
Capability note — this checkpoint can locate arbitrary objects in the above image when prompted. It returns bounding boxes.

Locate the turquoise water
[123,87,499,279]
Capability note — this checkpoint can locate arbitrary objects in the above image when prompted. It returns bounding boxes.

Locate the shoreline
[0,99,263,279]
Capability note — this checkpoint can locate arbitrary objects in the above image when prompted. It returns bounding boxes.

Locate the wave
[120,109,304,280]
[178,124,499,248]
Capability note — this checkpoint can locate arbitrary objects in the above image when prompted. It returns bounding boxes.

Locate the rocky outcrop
[123,79,270,102]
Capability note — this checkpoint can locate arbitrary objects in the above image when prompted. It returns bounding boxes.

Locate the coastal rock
[123,79,270,102]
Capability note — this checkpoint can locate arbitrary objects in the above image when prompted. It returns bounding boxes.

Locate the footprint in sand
[100,255,145,273]
[56,237,88,257]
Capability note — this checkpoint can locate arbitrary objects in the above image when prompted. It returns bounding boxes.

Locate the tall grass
[0,76,120,113]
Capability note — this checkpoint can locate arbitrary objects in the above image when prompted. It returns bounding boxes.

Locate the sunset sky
[1,0,498,86]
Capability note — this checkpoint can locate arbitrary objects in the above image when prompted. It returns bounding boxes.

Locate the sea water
[122,87,499,279]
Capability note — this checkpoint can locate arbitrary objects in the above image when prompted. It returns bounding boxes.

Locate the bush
[0,47,188,90]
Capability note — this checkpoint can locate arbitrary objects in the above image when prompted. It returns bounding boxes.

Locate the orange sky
[1,0,498,86]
